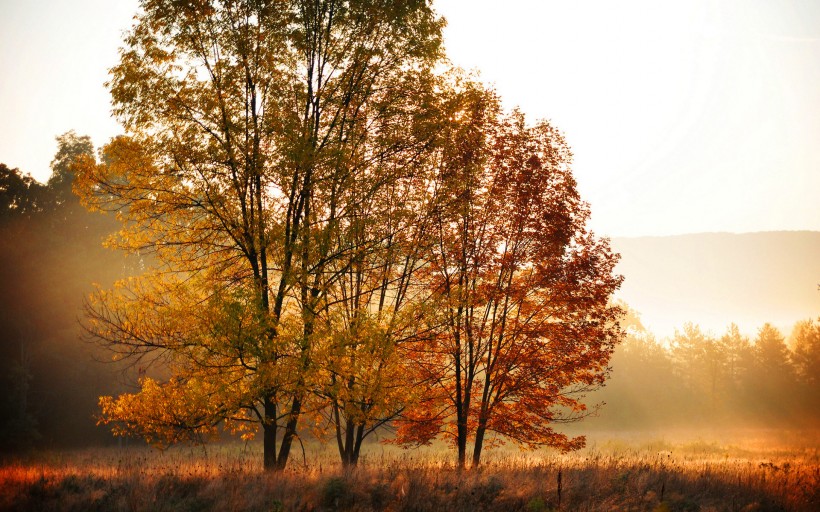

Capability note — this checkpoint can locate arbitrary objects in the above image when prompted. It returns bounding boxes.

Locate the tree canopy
[74,0,624,470]
[394,90,622,467]
[76,0,446,470]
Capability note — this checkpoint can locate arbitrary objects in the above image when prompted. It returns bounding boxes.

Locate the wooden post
[557,469,562,510]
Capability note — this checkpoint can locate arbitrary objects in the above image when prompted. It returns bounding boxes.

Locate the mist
[0,135,134,451]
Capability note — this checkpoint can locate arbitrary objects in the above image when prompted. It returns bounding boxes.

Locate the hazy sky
[1,0,818,238]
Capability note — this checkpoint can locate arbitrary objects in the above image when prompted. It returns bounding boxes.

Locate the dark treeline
[586,310,820,430]
[0,133,132,452]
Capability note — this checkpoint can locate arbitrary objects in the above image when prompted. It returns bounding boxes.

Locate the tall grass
[1,433,817,511]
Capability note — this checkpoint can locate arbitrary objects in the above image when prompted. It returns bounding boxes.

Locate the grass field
[1,430,818,511]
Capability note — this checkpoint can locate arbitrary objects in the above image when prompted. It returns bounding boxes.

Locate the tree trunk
[343,415,355,467]
[456,409,468,469]
[333,403,346,465]
[276,396,302,470]
[472,423,487,467]
[454,336,468,470]
[351,424,365,466]
[263,395,278,471]
[335,407,367,467]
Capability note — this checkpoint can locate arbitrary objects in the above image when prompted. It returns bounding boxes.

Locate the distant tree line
[0,133,131,451]
[588,311,820,429]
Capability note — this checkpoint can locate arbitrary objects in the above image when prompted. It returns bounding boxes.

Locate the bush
[321,476,354,510]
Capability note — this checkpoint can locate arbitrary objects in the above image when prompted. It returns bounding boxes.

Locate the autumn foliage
[394,92,622,467]
[72,0,623,470]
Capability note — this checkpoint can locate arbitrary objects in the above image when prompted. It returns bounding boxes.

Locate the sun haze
[2,0,818,238]
[435,0,820,237]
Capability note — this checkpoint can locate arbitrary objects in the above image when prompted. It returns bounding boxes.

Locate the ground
[0,430,817,511]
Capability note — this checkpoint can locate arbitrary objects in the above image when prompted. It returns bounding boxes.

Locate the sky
[1,0,819,238]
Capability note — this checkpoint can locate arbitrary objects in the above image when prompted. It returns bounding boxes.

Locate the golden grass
[1,432,818,511]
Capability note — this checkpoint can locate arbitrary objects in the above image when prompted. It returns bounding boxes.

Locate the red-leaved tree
[397,96,623,468]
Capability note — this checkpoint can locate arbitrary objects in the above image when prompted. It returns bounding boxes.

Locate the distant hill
[610,231,820,340]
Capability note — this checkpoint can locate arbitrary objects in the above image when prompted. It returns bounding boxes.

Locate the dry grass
[1,433,818,511]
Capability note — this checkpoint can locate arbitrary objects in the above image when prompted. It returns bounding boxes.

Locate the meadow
[1,430,817,512]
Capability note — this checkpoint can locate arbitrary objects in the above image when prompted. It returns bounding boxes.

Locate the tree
[0,165,47,448]
[790,318,820,386]
[0,164,52,219]
[670,323,724,415]
[314,157,441,466]
[753,323,793,379]
[715,323,754,419]
[76,0,444,471]
[787,318,820,425]
[1,137,129,451]
[396,94,623,468]
[746,323,796,420]
[718,323,752,388]
[588,305,687,429]
[49,131,94,207]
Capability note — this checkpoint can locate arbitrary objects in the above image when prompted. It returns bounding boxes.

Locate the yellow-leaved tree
[75,0,444,471]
